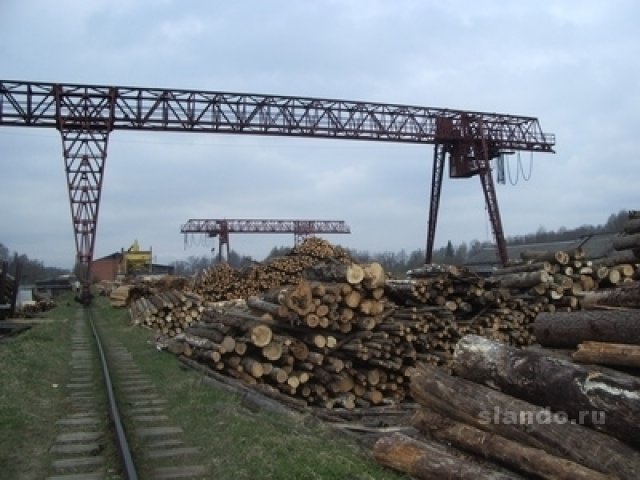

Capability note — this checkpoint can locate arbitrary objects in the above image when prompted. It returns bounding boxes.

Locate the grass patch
[94,296,408,480]
[0,295,76,480]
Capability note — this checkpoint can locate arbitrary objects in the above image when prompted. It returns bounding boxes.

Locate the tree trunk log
[534,309,640,347]
[373,432,522,480]
[409,364,640,479]
[592,250,639,267]
[247,296,289,318]
[580,281,640,309]
[572,341,640,368]
[623,218,640,234]
[206,311,273,347]
[282,280,314,316]
[613,233,640,251]
[453,334,640,448]
[494,261,553,275]
[520,249,570,265]
[304,262,365,285]
[413,409,611,480]
[362,262,385,289]
[492,271,550,289]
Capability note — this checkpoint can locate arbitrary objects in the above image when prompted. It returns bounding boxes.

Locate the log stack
[129,289,206,336]
[137,254,597,409]
[192,238,352,301]
[128,233,640,415]
[373,335,640,479]
[488,244,639,310]
[386,266,543,355]
[534,288,640,372]
[612,213,640,260]
[164,264,422,408]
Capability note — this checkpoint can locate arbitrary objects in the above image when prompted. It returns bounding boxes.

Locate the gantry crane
[0,80,555,300]
[181,219,351,261]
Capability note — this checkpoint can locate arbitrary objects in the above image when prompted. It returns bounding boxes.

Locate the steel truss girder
[1,80,555,152]
[181,219,351,262]
[181,219,351,235]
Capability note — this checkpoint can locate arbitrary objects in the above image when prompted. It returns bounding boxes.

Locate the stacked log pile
[612,212,640,266]
[134,259,557,408]
[108,275,191,308]
[128,289,206,336]
[14,295,56,318]
[535,285,640,372]
[388,266,542,354]
[128,231,640,410]
[192,238,352,301]
[488,244,638,311]
[164,263,426,408]
[374,334,640,479]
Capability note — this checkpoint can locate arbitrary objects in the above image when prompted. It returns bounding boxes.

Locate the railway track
[47,307,207,480]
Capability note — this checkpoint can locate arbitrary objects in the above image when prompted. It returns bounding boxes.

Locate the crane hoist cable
[506,151,534,185]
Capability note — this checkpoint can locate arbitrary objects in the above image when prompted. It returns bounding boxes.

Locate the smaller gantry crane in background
[181,219,351,261]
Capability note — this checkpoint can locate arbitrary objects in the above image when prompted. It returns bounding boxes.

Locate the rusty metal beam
[1,80,555,151]
[181,219,351,261]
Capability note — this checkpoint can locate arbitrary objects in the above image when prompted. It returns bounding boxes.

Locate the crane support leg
[425,144,446,264]
[61,130,109,302]
[478,166,509,265]
[55,85,115,303]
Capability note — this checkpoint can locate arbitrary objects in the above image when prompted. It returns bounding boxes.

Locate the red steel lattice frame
[0,80,555,287]
[181,219,351,261]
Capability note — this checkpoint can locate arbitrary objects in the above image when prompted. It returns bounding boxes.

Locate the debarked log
[413,409,611,480]
[373,432,522,480]
[572,341,640,369]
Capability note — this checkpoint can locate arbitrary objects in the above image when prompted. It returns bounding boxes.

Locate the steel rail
[85,307,138,480]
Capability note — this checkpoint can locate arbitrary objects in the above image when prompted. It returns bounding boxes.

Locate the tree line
[0,243,70,283]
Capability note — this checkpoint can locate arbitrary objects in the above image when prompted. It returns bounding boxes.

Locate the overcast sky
[1,0,638,269]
